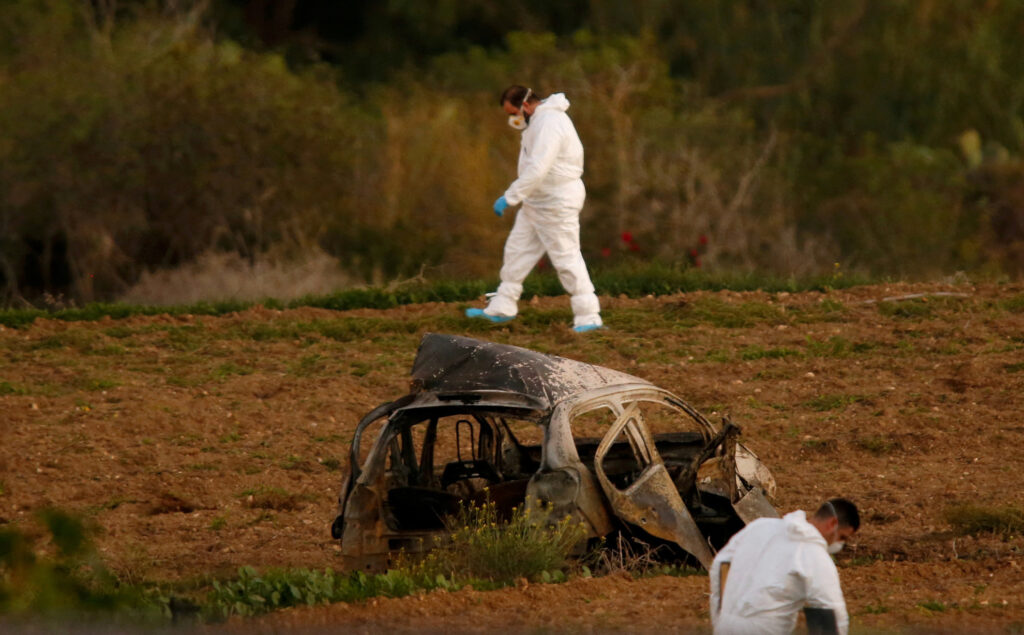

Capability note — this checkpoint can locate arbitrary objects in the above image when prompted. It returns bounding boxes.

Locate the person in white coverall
[709,498,860,635]
[465,85,603,332]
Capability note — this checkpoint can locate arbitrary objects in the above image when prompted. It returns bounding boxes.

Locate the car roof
[409,333,653,410]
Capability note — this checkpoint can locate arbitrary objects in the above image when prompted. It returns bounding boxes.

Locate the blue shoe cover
[572,323,604,333]
[465,308,514,323]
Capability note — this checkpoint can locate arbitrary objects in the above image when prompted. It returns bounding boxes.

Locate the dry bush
[119,249,354,305]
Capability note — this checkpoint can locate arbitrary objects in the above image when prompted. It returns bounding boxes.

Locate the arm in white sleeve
[503,118,564,206]
[802,551,849,635]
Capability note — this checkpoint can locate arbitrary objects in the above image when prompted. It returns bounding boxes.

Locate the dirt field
[2,281,1024,633]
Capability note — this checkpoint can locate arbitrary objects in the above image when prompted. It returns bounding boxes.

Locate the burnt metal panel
[410,333,649,407]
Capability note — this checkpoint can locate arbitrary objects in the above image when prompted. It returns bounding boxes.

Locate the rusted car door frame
[592,401,715,568]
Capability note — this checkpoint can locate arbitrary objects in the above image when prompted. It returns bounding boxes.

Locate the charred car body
[332,333,778,571]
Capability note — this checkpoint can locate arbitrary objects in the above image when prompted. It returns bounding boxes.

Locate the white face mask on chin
[827,540,845,555]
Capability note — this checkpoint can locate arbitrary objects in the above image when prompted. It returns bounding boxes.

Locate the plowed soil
[2,281,1023,633]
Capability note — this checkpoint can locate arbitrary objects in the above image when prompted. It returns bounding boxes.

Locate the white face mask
[506,88,532,130]
[827,541,845,555]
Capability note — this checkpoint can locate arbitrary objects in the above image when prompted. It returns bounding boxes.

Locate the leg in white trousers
[484,205,602,327]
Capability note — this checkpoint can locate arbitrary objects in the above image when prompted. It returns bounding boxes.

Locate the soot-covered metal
[332,333,778,572]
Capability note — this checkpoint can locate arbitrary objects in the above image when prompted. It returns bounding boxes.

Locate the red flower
[621,231,633,244]
[629,243,640,252]
[601,247,611,258]
[689,248,699,258]
[699,234,708,246]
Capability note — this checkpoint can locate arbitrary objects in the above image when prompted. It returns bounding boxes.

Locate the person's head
[500,85,541,128]
[810,497,860,554]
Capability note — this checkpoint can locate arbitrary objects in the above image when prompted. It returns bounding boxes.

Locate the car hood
[409,333,650,409]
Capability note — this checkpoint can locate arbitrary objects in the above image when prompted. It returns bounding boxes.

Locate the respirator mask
[824,500,846,554]
[507,88,533,130]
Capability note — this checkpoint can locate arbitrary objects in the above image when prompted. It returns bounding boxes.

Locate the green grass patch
[211,363,254,380]
[878,299,933,319]
[1004,362,1024,374]
[739,345,802,361]
[74,376,120,391]
[945,504,1024,537]
[999,293,1024,313]
[164,326,208,351]
[805,394,866,411]
[917,600,948,613]
[855,435,900,456]
[0,380,29,396]
[804,335,875,358]
[289,353,325,376]
[0,265,877,328]
[204,566,449,621]
[861,602,890,614]
[673,297,787,328]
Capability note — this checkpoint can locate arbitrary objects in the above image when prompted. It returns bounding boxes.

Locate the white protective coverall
[709,510,849,635]
[484,93,602,328]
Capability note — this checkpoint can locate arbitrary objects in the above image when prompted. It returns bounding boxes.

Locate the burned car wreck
[332,333,777,571]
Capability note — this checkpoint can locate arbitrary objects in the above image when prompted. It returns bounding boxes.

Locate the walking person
[709,498,861,635]
[465,85,603,332]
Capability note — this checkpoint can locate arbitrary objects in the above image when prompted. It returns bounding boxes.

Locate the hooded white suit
[484,93,602,328]
[709,510,849,635]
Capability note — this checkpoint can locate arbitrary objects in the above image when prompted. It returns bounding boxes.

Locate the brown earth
[2,281,1024,633]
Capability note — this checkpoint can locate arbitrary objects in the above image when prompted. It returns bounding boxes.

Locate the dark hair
[500,85,540,107]
[815,497,860,531]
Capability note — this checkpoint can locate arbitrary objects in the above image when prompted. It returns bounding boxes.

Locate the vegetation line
[0,265,871,328]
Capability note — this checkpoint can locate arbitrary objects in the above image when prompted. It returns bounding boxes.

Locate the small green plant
[211,363,254,379]
[407,498,588,586]
[290,353,324,376]
[856,435,899,456]
[739,345,801,361]
[945,504,1024,537]
[805,394,865,411]
[0,381,28,395]
[917,600,948,612]
[878,299,933,319]
[801,438,836,452]
[209,516,227,531]
[281,455,314,472]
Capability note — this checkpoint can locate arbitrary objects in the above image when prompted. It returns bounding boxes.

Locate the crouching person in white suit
[710,498,860,635]
[466,85,603,333]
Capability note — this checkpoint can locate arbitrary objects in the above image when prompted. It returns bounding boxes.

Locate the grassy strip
[201,566,454,621]
[945,504,1024,537]
[0,264,873,328]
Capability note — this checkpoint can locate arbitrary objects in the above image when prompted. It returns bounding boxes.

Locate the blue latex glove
[493,195,509,217]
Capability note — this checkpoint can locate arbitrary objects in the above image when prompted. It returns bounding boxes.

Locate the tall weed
[407,499,588,585]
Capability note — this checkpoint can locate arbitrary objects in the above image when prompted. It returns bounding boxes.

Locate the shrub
[0,509,165,620]
[945,504,1024,538]
[409,498,588,585]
